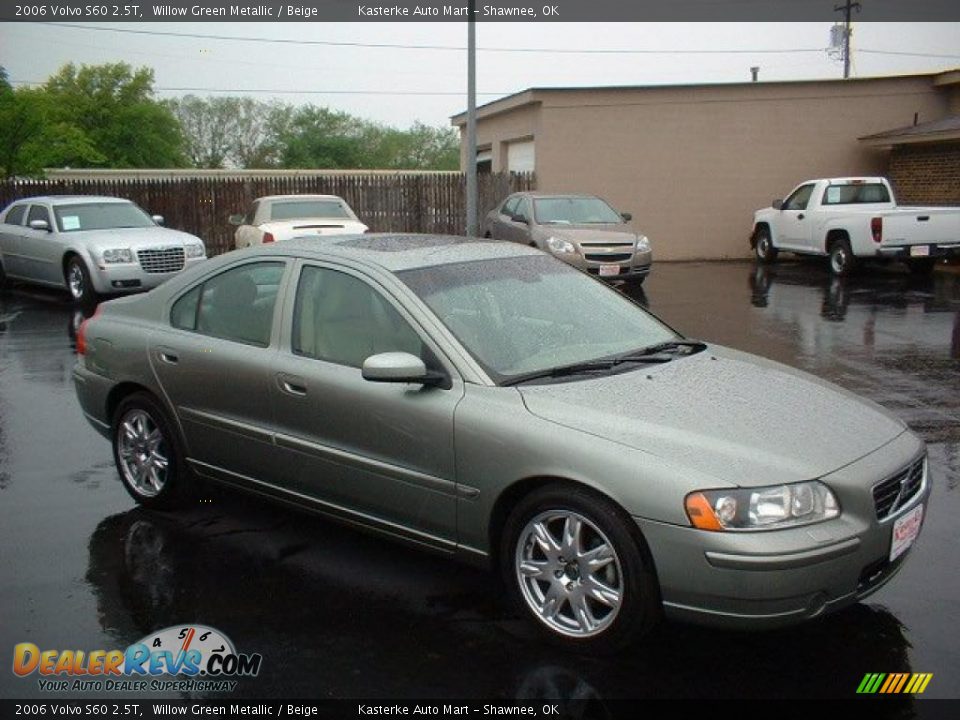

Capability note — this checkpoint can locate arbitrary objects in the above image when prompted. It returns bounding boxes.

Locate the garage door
[507,140,535,173]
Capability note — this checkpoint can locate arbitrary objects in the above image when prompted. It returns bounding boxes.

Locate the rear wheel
[754,228,778,264]
[501,484,660,653]
[828,239,855,277]
[112,392,190,510]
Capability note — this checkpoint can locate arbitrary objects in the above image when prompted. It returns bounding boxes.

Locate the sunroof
[337,235,481,252]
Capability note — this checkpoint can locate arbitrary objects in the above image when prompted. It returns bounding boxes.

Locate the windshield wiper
[626,339,707,358]
[503,354,673,386]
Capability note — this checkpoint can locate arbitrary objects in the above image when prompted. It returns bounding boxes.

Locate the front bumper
[559,247,653,281]
[89,255,206,294]
[637,430,929,629]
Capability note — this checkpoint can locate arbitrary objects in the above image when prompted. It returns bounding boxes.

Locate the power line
[33,22,826,55]
[8,80,506,96]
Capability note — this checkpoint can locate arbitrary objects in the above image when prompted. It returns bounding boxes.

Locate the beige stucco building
[453,70,960,261]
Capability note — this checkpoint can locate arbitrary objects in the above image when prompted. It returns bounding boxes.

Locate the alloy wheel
[67,263,85,300]
[515,510,624,638]
[116,409,170,498]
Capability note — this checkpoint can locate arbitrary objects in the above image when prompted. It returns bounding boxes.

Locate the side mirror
[511,212,529,225]
[772,199,783,210]
[621,212,632,222]
[228,214,245,226]
[29,219,50,232]
[151,215,165,226]
[362,352,446,386]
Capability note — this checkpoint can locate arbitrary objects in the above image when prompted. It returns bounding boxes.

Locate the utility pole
[834,0,861,79]
[465,1,478,236]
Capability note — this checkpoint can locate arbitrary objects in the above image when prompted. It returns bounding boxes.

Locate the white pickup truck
[751,177,960,276]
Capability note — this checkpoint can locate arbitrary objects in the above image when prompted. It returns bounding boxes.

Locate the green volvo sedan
[73,234,929,651]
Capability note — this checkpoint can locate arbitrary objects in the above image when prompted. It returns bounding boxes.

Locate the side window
[501,197,520,217]
[170,262,285,346]
[783,184,815,211]
[27,205,52,228]
[3,204,27,226]
[292,266,425,369]
[515,198,531,222]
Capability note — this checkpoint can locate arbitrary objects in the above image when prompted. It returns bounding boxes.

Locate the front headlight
[101,248,134,264]
[185,243,206,259]
[684,481,840,531]
[545,236,576,254]
[635,235,651,250]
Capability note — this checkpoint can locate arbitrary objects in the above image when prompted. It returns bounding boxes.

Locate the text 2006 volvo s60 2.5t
[73,234,929,651]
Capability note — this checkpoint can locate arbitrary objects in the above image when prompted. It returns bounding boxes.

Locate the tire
[754,227,778,264]
[908,258,936,276]
[112,392,190,510]
[65,256,98,307]
[828,238,855,277]
[0,261,8,290]
[500,483,661,653]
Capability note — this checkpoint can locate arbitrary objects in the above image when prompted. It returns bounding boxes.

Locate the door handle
[277,374,307,397]
[160,352,179,365]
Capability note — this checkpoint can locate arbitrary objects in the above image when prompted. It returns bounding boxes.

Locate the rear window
[269,200,351,221]
[822,184,891,205]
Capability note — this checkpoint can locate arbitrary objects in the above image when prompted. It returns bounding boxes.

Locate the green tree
[44,62,184,168]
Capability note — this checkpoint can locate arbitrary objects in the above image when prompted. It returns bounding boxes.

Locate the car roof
[236,233,539,272]
[511,192,604,199]
[7,195,133,205]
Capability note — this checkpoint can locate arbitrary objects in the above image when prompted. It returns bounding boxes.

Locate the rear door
[269,261,462,546]
[0,203,30,278]
[149,259,290,483]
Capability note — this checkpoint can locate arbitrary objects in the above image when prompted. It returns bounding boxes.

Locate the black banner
[2,0,960,23]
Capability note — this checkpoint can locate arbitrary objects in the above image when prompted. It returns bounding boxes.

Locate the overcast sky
[1,22,959,128]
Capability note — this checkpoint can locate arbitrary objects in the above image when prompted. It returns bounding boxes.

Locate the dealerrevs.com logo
[13,625,262,693]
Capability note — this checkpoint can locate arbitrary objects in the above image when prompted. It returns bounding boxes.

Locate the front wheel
[754,228,778,264]
[501,484,660,653]
[112,393,190,509]
[828,239,856,277]
[65,256,98,307]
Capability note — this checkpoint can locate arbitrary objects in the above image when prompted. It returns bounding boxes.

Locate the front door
[270,262,462,546]
[777,184,815,250]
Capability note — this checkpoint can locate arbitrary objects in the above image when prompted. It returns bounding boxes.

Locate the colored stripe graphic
[857,672,932,694]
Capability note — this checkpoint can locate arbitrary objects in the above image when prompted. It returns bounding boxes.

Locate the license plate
[890,503,923,562]
[599,265,621,277]
[910,245,930,257]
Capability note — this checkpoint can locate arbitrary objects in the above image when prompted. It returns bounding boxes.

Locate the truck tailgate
[881,208,960,247]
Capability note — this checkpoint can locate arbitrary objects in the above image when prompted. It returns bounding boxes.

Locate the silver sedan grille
[137,247,185,274]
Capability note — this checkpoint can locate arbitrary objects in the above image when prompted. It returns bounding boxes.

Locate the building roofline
[451,68,960,126]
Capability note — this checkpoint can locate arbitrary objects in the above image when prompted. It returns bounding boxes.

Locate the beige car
[229,194,368,249]
[484,193,652,284]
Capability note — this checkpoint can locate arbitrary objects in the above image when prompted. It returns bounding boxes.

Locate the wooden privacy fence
[0,172,535,256]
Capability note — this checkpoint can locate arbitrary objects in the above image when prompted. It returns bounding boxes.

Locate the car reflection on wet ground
[0,260,957,702]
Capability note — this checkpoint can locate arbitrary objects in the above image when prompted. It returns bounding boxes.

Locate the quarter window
[171,262,285,346]
[292,266,425,368]
[3,205,27,226]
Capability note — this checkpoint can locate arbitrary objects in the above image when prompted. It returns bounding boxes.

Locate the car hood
[72,226,203,249]
[533,225,637,245]
[517,344,905,487]
[262,219,368,240]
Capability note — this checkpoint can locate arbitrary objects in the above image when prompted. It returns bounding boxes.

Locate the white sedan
[230,195,368,249]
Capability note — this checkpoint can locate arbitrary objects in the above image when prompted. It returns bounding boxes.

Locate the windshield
[533,197,622,225]
[398,255,677,384]
[53,202,154,232]
[270,200,352,221]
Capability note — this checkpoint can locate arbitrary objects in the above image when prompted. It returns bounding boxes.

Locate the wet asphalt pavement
[1,259,958,702]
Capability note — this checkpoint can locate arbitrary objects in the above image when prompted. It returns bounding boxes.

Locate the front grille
[872,456,924,520]
[138,247,185,274]
[585,253,632,263]
[580,241,634,249]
